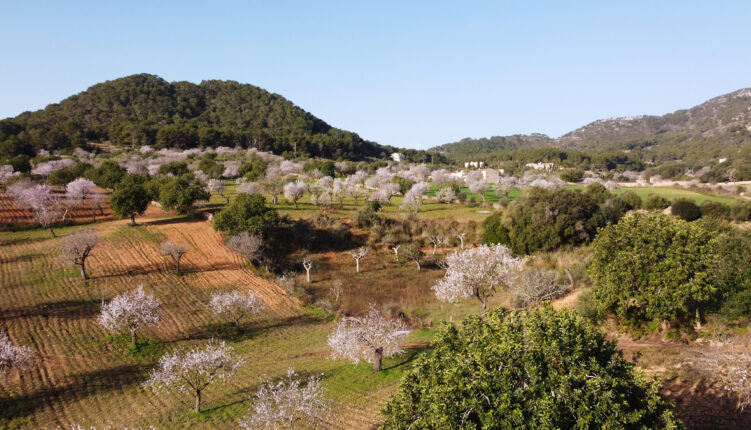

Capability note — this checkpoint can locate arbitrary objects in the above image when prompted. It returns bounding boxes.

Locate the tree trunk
[130,328,137,346]
[294,200,299,209]
[92,209,97,221]
[176,256,181,274]
[306,270,311,283]
[695,308,703,330]
[224,195,230,205]
[99,206,104,216]
[416,260,421,271]
[432,245,437,255]
[130,214,136,225]
[80,261,88,280]
[373,347,383,372]
[479,296,487,317]
[195,389,202,413]
[235,318,241,332]
[339,198,344,209]
[356,259,360,273]
[50,227,56,238]
[459,238,464,249]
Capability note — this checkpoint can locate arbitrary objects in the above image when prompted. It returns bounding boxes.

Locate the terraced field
[0,216,421,429]
[0,189,114,225]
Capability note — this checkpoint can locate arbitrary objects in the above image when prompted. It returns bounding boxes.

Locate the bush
[158,161,190,177]
[620,190,642,210]
[381,306,680,429]
[85,160,126,189]
[480,211,509,245]
[356,206,379,228]
[730,200,751,221]
[715,229,751,320]
[559,168,584,183]
[700,200,730,220]
[498,187,605,254]
[158,173,210,214]
[585,182,611,204]
[213,193,279,236]
[589,213,719,328]
[644,193,669,211]
[671,198,701,221]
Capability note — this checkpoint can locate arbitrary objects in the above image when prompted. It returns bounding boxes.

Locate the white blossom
[328,309,410,372]
[65,178,96,204]
[241,369,329,429]
[0,330,33,377]
[237,181,261,195]
[209,290,264,331]
[436,186,456,203]
[283,180,307,209]
[60,230,98,279]
[432,244,522,316]
[98,285,161,345]
[144,340,244,413]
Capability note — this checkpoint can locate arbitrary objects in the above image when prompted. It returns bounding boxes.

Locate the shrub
[620,190,642,210]
[730,200,751,221]
[700,200,730,220]
[585,182,610,204]
[559,168,584,183]
[356,206,379,228]
[589,213,719,328]
[381,305,681,429]
[158,173,210,214]
[644,193,669,211]
[671,198,701,221]
[213,193,279,236]
[499,187,605,254]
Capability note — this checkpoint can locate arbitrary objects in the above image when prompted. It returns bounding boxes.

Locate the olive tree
[111,174,151,225]
[381,306,681,429]
[60,230,98,279]
[98,285,161,346]
[145,340,244,413]
[433,244,522,316]
[328,309,410,372]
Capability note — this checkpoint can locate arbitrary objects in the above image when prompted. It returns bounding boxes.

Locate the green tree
[213,193,279,236]
[111,174,151,225]
[589,213,719,327]
[381,305,681,429]
[158,161,190,177]
[239,157,267,180]
[620,190,642,210]
[86,160,126,189]
[158,174,210,215]
[671,198,701,221]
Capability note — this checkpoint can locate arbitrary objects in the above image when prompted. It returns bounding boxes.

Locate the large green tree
[213,193,279,236]
[111,174,151,225]
[589,213,719,327]
[382,305,681,429]
[158,174,210,215]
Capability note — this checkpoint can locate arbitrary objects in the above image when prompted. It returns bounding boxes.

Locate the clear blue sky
[2,1,750,149]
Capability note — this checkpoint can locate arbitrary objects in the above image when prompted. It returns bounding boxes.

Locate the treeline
[0,74,396,162]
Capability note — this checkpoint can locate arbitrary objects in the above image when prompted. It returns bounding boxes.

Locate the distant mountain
[432,88,751,164]
[0,74,394,161]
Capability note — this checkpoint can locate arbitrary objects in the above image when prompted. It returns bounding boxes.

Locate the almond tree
[262,167,284,205]
[207,179,230,204]
[433,244,522,316]
[65,177,96,205]
[283,180,307,209]
[302,256,313,283]
[348,182,368,206]
[90,192,106,221]
[466,171,487,201]
[144,340,244,413]
[227,232,263,264]
[456,232,467,250]
[60,230,98,279]
[161,240,187,274]
[35,205,62,237]
[237,181,261,195]
[0,330,33,378]
[98,285,161,346]
[401,244,424,271]
[348,247,369,273]
[426,234,447,255]
[436,187,456,203]
[241,369,329,429]
[328,309,410,372]
[390,244,400,261]
[209,290,264,331]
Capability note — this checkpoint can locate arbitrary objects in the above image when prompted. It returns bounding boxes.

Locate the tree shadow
[381,344,430,372]
[0,252,44,265]
[179,315,323,343]
[662,378,751,429]
[0,363,149,423]
[1,299,102,321]
[143,217,204,227]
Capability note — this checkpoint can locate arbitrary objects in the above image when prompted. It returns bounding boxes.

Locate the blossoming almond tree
[283,180,307,209]
[98,285,161,346]
[161,240,187,274]
[241,369,330,429]
[65,177,96,205]
[0,330,33,378]
[209,290,264,331]
[59,230,98,279]
[144,340,244,413]
[328,309,410,372]
[206,179,229,204]
[432,244,522,316]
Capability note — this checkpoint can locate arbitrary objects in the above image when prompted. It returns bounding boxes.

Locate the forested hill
[0,74,393,161]
[432,88,751,165]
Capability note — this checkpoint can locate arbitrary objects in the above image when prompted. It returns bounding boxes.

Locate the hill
[0,74,394,161]
[432,88,751,168]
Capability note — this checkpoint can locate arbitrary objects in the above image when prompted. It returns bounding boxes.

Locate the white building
[525,162,554,172]
[391,153,405,162]
[464,161,485,169]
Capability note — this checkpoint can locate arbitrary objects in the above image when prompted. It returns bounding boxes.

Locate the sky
[2,1,751,149]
